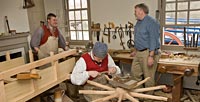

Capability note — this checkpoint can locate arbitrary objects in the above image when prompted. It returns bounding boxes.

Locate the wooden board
[0,57,24,72]
[0,49,76,102]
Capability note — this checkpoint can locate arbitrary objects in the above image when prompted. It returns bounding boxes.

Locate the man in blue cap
[70,41,121,101]
[71,41,121,85]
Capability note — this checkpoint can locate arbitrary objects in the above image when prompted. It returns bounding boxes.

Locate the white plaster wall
[42,0,158,49]
[90,0,158,49]
[0,0,30,33]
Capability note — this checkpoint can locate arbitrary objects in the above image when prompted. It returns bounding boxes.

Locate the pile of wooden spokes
[79,76,171,102]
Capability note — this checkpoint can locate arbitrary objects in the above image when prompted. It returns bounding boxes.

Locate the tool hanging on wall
[127,21,134,48]
[183,27,199,50]
[103,22,115,43]
[113,26,119,39]
[118,25,125,50]
[5,16,11,33]
[91,22,101,41]
[125,24,128,36]
[23,0,35,9]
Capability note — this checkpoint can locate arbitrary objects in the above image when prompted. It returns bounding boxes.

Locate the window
[65,0,91,45]
[160,0,200,47]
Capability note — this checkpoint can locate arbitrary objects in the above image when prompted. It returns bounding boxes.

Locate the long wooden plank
[0,49,76,80]
[57,58,75,79]
[8,58,75,102]
[0,80,6,102]
[5,80,34,102]
[0,57,24,72]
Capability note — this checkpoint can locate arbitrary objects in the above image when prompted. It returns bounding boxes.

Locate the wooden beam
[0,49,76,80]
[87,80,115,91]
[79,90,114,95]
[130,92,168,101]
[0,80,6,102]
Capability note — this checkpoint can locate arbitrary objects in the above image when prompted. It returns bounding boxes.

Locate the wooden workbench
[157,56,200,102]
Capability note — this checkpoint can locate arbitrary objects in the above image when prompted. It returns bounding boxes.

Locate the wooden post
[6,51,10,61]
[50,52,58,80]
[0,80,6,102]
[172,74,183,102]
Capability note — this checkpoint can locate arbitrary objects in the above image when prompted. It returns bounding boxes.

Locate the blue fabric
[134,15,160,51]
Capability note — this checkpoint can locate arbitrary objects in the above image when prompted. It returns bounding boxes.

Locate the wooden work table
[157,56,200,102]
[111,53,133,64]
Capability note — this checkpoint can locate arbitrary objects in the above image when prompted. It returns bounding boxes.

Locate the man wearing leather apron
[30,13,69,60]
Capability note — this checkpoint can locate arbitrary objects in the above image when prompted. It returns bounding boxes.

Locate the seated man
[70,41,121,101]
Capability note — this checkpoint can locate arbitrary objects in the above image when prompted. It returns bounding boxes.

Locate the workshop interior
[0,0,200,102]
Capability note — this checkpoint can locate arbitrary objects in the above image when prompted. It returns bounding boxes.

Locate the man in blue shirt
[131,3,161,98]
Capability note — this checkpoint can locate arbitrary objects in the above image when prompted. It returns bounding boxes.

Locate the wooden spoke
[79,90,114,95]
[133,85,166,93]
[132,77,150,89]
[129,92,168,101]
[92,93,117,102]
[87,80,115,90]
[125,93,139,102]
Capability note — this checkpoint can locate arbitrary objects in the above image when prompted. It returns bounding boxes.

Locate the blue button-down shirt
[134,15,160,51]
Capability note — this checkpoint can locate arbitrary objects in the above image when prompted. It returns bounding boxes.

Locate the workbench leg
[172,74,183,102]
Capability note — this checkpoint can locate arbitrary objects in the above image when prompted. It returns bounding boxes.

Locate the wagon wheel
[79,76,171,102]
[164,32,183,45]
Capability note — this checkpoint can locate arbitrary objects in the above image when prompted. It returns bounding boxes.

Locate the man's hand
[88,71,99,78]
[34,47,39,53]
[130,51,136,57]
[147,56,154,67]
[108,67,117,74]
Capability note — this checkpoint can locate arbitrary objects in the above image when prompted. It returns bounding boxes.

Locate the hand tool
[96,23,101,41]
[103,22,114,43]
[5,16,11,33]
[183,27,186,47]
[118,26,125,49]
[193,33,195,47]
[195,34,198,47]
[125,24,128,36]
[127,22,134,48]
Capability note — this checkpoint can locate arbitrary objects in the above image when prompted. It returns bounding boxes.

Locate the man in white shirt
[70,41,121,101]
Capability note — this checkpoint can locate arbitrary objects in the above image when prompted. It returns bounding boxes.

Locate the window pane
[68,0,74,9]
[76,21,82,30]
[178,2,188,10]
[166,3,176,11]
[189,11,200,24]
[166,12,176,24]
[77,31,83,40]
[82,21,88,30]
[82,0,87,8]
[177,11,187,24]
[69,11,74,20]
[83,31,89,40]
[71,31,76,40]
[70,21,75,30]
[75,0,81,9]
[164,27,184,45]
[190,1,200,9]
[75,11,81,20]
[82,10,88,20]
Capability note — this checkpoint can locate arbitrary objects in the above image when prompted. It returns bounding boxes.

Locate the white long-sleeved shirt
[70,51,121,85]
